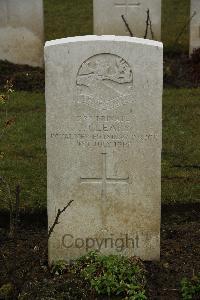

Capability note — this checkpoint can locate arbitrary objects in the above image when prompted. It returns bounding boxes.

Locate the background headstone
[190,0,200,55]
[93,0,161,40]
[0,0,44,67]
[45,36,163,263]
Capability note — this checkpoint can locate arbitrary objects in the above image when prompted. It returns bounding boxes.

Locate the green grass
[0,92,46,212]
[44,0,93,41]
[162,88,200,203]
[162,0,190,53]
[0,88,199,212]
[44,0,190,53]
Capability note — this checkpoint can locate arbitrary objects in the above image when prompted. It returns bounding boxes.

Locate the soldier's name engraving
[75,114,131,132]
[88,122,130,132]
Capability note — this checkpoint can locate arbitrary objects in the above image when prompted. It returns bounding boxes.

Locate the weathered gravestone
[45,36,163,263]
[190,0,200,55]
[93,0,161,40]
[0,0,44,67]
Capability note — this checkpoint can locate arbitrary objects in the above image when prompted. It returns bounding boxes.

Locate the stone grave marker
[45,36,163,263]
[93,0,161,40]
[190,0,200,55]
[0,0,44,67]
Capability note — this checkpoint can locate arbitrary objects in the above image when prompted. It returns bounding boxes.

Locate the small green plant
[0,79,15,141]
[180,275,200,300]
[0,283,14,299]
[51,260,68,275]
[72,251,147,300]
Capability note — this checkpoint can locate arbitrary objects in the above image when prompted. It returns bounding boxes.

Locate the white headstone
[190,0,200,55]
[45,36,163,263]
[93,0,161,40]
[0,0,44,67]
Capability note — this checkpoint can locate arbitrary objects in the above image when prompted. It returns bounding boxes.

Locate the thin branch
[144,9,154,39]
[149,12,154,39]
[0,178,21,238]
[172,11,196,50]
[48,200,74,240]
[121,15,133,37]
[144,11,148,39]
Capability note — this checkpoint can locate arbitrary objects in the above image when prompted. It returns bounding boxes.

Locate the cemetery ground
[0,0,200,299]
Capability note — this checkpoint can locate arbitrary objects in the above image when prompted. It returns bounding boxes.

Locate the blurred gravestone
[190,0,200,55]
[0,0,44,67]
[93,0,161,40]
[45,35,163,263]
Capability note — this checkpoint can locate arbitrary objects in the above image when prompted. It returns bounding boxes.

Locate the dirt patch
[0,60,44,92]
[146,221,200,299]
[0,205,199,299]
[164,49,200,88]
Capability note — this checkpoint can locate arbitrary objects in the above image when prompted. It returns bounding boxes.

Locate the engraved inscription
[50,113,159,149]
[115,0,141,17]
[81,152,129,201]
[76,54,134,110]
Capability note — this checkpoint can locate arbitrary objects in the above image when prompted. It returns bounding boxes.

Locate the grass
[0,88,199,212]
[0,92,46,212]
[162,88,200,203]
[162,0,190,53]
[44,0,93,41]
[44,0,190,53]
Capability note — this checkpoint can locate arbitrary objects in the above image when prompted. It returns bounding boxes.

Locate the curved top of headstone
[45,35,163,49]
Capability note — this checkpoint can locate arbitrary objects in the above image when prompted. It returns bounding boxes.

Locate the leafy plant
[180,275,200,300]
[0,283,14,299]
[72,251,147,300]
[51,260,68,275]
[0,79,15,141]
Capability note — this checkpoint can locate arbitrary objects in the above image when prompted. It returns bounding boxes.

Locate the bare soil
[0,204,200,299]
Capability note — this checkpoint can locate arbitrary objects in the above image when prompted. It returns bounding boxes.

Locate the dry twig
[48,200,74,239]
[172,11,196,51]
[121,15,133,37]
[0,177,21,238]
[144,9,154,39]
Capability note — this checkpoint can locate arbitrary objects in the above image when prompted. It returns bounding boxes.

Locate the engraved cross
[115,0,141,17]
[80,152,129,201]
